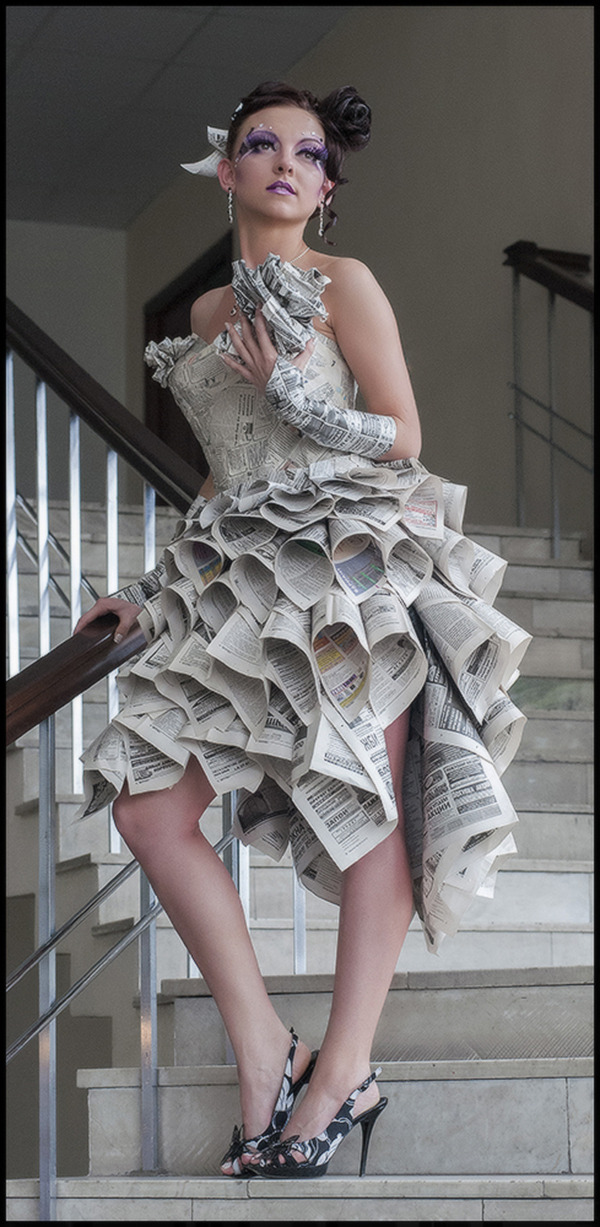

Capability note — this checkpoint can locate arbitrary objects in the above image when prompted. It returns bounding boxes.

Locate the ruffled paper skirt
[79,454,530,953]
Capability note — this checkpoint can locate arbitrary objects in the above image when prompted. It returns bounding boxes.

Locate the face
[219,105,334,222]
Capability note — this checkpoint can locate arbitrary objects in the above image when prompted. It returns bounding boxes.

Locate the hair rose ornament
[181,128,229,176]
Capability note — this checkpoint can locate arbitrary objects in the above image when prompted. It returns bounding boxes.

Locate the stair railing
[503,242,594,558]
[5,302,307,1220]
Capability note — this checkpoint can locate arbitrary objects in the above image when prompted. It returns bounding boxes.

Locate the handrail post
[69,411,84,794]
[293,875,307,974]
[6,348,20,677]
[139,871,159,1172]
[511,268,525,527]
[38,715,57,1222]
[106,447,121,853]
[547,291,561,558]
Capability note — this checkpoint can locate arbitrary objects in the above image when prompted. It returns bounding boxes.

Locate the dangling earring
[227,188,234,225]
[318,200,325,238]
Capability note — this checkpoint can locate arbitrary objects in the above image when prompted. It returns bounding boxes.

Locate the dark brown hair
[225,81,371,242]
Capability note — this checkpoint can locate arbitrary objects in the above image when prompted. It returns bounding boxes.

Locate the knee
[112,785,149,851]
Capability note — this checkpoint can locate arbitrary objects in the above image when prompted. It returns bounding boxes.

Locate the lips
[267,181,296,195]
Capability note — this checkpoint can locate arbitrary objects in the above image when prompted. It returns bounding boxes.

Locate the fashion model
[74,82,530,1178]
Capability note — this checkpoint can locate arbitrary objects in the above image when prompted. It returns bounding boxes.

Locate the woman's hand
[220,307,315,395]
[74,597,143,644]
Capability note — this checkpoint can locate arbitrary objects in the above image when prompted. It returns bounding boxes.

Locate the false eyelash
[299,143,328,165]
[236,131,277,159]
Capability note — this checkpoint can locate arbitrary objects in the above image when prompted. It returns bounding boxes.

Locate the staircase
[6,514,594,1221]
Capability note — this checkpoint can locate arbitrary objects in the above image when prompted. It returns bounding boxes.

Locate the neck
[236,218,311,269]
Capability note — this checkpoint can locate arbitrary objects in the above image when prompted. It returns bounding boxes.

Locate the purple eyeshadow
[300,142,328,165]
[236,130,276,159]
[235,129,328,168]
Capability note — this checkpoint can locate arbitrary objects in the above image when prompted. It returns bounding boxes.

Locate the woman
[75,82,529,1179]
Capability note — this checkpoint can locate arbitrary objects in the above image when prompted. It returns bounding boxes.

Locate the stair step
[519,636,593,678]
[502,559,593,597]
[160,966,593,1067]
[242,921,593,977]
[6,1173,594,1222]
[496,593,593,638]
[76,1057,592,1178]
[465,523,586,563]
[502,758,593,808]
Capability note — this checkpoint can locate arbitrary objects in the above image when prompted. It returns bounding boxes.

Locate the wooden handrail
[6,616,147,746]
[6,299,201,512]
[503,241,593,312]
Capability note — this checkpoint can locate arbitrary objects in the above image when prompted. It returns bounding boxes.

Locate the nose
[275,150,293,174]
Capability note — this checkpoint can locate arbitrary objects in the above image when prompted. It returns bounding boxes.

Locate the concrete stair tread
[160,964,593,996]
[6,1173,595,1192]
[77,1056,593,1089]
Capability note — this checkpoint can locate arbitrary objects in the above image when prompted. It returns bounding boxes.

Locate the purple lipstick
[267,180,296,195]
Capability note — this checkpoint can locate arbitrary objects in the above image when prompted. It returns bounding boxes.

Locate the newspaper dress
[79,253,531,954]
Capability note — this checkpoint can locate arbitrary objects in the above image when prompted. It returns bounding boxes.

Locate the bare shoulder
[316,254,378,291]
[190,285,229,339]
[315,255,390,332]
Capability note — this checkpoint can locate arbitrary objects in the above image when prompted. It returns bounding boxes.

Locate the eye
[298,144,328,166]
[237,131,277,159]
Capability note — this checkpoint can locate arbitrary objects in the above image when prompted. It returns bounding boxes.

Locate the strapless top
[146,329,358,492]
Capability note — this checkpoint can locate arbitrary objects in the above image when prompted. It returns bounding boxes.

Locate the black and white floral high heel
[248,1068,388,1179]
[220,1028,318,1176]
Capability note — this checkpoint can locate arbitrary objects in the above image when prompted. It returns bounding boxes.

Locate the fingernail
[114,632,123,643]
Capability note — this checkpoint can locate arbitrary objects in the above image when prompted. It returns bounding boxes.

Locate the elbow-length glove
[265,356,397,459]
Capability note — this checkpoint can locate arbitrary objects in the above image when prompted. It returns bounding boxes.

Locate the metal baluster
[6,348,20,677]
[106,448,121,852]
[38,715,57,1222]
[511,269,525,527]
[143,481,156,573]
[293,875,307,974]
[139,870,158,1171]
[70,412,83,793]
[547,291,560,558]
[139,479,160,1167]
[36,380,50,658]
[221,792,238,1063]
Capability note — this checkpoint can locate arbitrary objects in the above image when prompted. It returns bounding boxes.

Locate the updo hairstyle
[226,81,371,242]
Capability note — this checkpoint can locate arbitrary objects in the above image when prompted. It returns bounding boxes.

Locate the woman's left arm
[323,258,422,460]
[220,258,422,461]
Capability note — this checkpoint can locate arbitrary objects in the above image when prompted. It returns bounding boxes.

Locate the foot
[246,1067,380,1170]
[220,1030,314,1176]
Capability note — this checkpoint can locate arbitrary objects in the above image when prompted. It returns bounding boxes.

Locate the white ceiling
[6,5,354,229]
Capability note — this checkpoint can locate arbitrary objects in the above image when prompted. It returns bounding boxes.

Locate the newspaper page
[402,640,520,952]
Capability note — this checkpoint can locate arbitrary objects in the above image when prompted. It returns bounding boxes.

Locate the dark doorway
[144,231,233,481]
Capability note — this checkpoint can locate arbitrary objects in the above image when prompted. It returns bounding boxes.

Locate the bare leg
[112,756,312,1163]
[272,707,414,1152]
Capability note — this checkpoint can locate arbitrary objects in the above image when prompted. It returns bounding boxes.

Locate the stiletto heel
[220,1029,317,1176]
[358,1096,388,1177]
[250,1068,388,1179]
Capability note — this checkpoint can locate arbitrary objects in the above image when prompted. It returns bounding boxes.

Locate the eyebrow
[239,127,326,145]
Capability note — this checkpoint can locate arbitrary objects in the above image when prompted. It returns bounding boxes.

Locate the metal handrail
[6,859,140,992]
[505,241,594,557]
[6,828,236,1000]
[16,491,100,607]
[7,899,164,1064]
[5,300,300,1220]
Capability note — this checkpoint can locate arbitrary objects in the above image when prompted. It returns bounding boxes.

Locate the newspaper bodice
[145,252,357,492]
[147,331,358,492]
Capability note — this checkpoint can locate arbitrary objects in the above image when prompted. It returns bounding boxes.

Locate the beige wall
[125,4,592,542]
[7,220,127,401]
